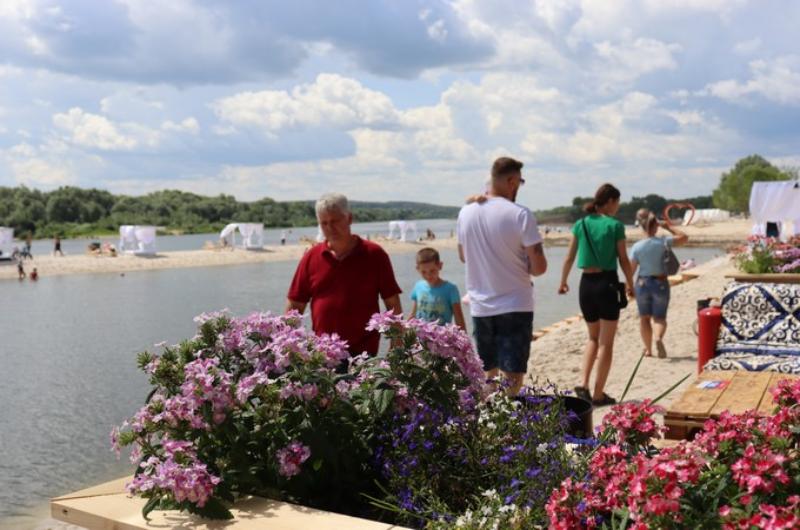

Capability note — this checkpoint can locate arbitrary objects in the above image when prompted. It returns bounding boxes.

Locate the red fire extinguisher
[697,306,722,373]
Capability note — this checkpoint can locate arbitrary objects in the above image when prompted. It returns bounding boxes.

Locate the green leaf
[651,373,692,405]
[619,352,645,403]
[141,495,160,520]
[313,458,323,471]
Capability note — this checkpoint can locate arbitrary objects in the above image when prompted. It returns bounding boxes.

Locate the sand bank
[527,255,734,426]
[0,238,459,282]
[0,219,750,282]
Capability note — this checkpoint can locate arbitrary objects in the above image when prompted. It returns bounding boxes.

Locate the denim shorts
[472,312,533,373]
[635,277,670,319]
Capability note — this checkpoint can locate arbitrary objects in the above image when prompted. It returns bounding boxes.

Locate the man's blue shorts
[635,277,670,319]
[472,312,533,374]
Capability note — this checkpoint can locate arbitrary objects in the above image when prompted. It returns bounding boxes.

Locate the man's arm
[458,243,465,263]
[383,294,403,315]
[285,298,307,314]
[525,242,547,276]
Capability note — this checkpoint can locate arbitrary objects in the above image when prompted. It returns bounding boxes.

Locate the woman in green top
[558,183,635,407]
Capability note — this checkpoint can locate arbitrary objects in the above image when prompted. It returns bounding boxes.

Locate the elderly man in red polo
[285,193,403,356]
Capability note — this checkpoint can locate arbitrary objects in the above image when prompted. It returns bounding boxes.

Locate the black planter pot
[561,395,593,438]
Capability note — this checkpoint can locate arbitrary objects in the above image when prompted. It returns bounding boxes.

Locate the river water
[0,226,725,526]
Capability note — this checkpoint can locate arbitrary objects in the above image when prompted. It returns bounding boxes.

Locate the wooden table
[664,371,800,440]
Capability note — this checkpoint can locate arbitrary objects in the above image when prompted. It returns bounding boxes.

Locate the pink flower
[276,441,311,478]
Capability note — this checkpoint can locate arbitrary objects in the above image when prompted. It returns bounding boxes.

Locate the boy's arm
[452,302,466,331]
[408,300,418,320]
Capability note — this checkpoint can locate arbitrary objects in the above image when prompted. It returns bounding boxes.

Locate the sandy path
[527,256,733,425]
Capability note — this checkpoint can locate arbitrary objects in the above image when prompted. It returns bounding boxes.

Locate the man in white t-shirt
[457,157,547,395]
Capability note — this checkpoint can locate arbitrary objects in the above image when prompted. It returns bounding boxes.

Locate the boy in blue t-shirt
[409,247,466,330]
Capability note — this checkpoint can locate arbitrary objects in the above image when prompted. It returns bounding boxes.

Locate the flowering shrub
[374,386,587,528]
[546,379,800,529]
[113,310,488,520]
[734,236,800,273]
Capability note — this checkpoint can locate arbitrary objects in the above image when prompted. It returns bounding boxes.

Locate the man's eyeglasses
[519,176,526,185]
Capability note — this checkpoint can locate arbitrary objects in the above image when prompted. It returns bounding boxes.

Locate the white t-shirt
[457,197,543,317]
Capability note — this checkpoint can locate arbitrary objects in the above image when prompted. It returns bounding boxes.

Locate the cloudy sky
[0,0,798,209]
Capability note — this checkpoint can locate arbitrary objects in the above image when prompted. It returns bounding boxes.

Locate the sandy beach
[527,255,734,426]
[0,219,750,282]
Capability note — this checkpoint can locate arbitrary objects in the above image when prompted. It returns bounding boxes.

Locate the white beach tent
[0,227,13,261]
[683,208,730,225]
[387,220,418,242]
[119,225,157,255]
[749,181,800,238]
[219,223,264,250]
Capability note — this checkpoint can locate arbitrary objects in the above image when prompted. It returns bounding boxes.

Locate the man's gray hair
[315,193,351,217]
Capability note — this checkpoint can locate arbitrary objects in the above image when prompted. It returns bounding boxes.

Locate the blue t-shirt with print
[411,280,461,325]
[631,236,674,277]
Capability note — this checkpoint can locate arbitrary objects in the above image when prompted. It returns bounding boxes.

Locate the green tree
[712,155,790,213]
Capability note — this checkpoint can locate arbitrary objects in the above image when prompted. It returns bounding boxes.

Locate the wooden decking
[664,371,800,440]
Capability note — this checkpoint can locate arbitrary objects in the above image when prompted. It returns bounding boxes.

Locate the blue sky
[0,0,798,209]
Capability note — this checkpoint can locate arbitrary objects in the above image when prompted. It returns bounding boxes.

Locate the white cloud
[213,74,400,134]
[8,157,74,187]
[52,107,166,150]
[53,108,139,150]
[733,38,761,55]
[705,56,800,106]
[161,117,200,135]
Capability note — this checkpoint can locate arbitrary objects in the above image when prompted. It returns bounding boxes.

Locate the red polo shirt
[287,236,402,355]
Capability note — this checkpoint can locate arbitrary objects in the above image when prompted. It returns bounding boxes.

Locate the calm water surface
[0,242,725,525]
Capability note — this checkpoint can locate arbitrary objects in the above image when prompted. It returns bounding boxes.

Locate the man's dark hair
[416,247,441,265]
[491,157,524,179]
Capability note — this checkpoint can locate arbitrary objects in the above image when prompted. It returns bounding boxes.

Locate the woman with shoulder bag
[558,184,635,407]
[630,209,688,358]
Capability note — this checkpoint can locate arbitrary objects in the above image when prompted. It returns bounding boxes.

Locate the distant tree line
[535,194,714,225]
[535,154,797,224]
[0,187,460,238]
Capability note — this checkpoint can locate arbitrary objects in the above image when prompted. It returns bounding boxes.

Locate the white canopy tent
[749,181,800,239]
[119,225,157,255]
[683,208,730,225]
[219,223,264,250]
[0,227,13,260]
[387,221,418,242]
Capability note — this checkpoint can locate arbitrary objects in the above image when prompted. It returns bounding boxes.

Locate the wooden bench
[664,371,800,440]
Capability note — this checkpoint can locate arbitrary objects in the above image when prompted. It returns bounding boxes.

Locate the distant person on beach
[457,156,547,395]
[281,230,287,245]
[30,267,39,281]
[558,183,634,407]
[24,233,33,259]
[53,236,63,256]
[17,260,25,280]
[409,247,465,330]
[630,209,688,358]
[286,192,403,358]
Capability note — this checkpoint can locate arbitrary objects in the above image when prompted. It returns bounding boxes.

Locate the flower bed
[113,310,800,529]
[733,236,800,274]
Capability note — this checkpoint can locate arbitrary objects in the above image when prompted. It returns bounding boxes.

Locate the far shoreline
[0,219,750,282]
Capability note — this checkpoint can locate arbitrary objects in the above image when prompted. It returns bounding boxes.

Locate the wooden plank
[757,373,800,415]
[52,481,411,530]
[52,476,128,501]
[724,273,800,284]
[665,371,734,417]
[710,371,773,416]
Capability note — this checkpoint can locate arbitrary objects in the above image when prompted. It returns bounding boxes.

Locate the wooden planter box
[724,272,800,284]
[52,477,410,530]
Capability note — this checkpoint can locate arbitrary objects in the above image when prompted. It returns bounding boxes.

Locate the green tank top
[571,214,626,271]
